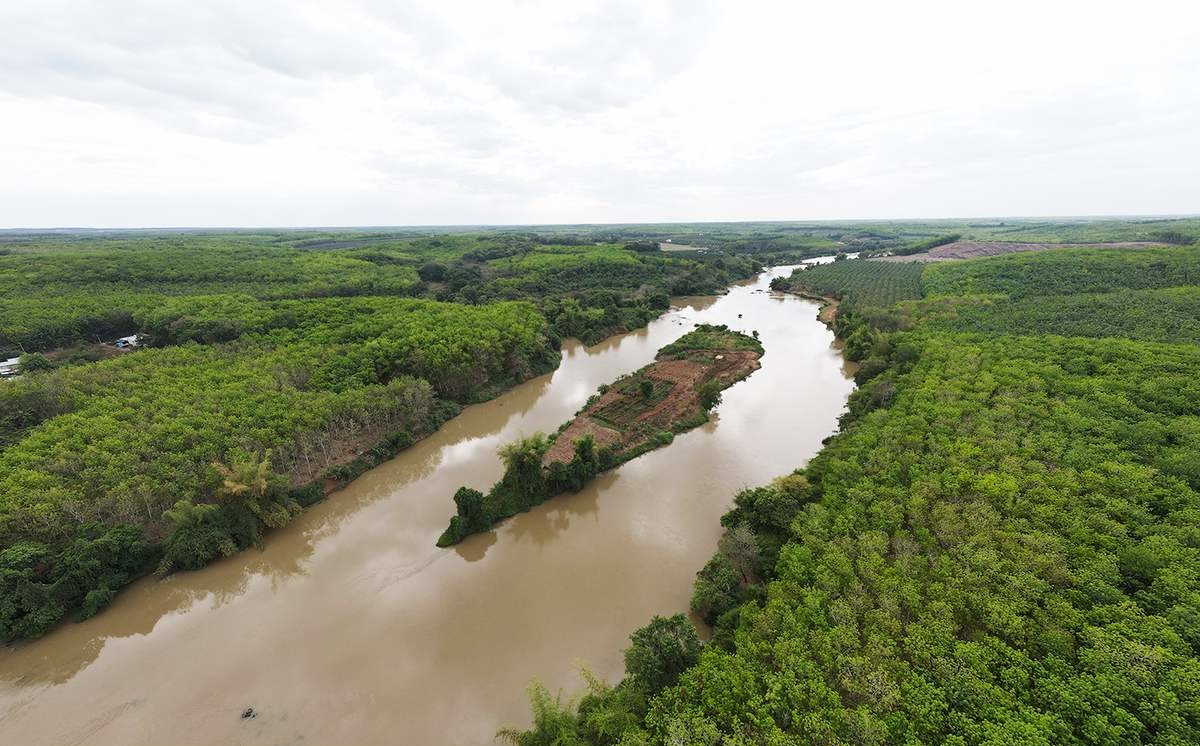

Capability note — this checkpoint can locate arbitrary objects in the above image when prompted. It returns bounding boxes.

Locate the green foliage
[643,332,1200,744]
[690,551,742,627]
[439,433,603,546]
[439,326,763,546]
[0,231,755,354]
[496,680,588,746]
[787,259,924,306]
[623,614,703,694]
[0,230,646,637]
[894,232,962,256]
[496,434,554,510]
[1148,230,1196,246]
[510,239,1200,745]
[0,524,156,639]
[18,352,53,373]
[697,380,722,411]
[905,286,1200,344]
[655,324,763,358]
[157,500,236,573]
[0,319,521,543]
[923,245,1200,299]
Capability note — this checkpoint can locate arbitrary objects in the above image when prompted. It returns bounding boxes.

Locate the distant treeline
[893,232,962,256]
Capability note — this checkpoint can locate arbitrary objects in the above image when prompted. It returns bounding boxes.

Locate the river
[0,266,855,745]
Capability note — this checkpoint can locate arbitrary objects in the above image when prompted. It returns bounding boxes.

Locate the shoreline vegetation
[1,231,764,642]
[500,241,1200,744]
[437,325,763,547]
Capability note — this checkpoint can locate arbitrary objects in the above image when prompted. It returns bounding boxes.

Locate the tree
[18,352,53,373]
[496,680,585,746]
[498,433,551,506]
[690,552,741,625]
[452,486,488,530]
[417,261,448,282]
[213,449,295,530]
[623,614,702,694]
[639,378,654,400]
[157,500,234,574]
[698,380,722,411]
[718,523,758,584]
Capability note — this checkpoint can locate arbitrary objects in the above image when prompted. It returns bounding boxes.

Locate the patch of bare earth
[544,349,761,466]
[543,419,622,465]
[872,240,1164,263]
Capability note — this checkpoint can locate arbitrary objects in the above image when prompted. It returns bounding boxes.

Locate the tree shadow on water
[503,469,613,550]
[452,529,498,562]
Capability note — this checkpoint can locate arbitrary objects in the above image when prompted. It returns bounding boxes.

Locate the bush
[623,614,702,694]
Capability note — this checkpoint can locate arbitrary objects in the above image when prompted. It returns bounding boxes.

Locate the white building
[114,334,140,349]
[0,356,20,377]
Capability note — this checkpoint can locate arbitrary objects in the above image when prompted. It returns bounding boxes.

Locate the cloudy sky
[2,0,1198,228]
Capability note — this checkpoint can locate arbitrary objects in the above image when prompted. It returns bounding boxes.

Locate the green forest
[0,230,757,640]
[502,244,1200,744]
[5,220,1200,744]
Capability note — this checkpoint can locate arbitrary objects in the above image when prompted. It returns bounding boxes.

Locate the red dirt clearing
[544,349,761,466]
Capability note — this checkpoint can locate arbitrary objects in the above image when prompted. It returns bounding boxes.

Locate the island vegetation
[438,325,763,546]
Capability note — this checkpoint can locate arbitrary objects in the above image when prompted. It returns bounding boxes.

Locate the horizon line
[3,212,1198,233]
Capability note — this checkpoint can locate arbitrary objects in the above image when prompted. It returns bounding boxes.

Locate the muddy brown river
[0,266,855,745]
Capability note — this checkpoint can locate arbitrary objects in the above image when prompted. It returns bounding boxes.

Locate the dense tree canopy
[503,243,1200,745]
[0,229,762,640]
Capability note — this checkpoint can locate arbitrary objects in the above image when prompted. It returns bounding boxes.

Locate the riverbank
[774,284,840,327]
[0,267,855,746]
[498,245,1200,744]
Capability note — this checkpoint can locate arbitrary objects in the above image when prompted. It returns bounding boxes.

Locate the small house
[0,356,20,377]
[114,334,140,349]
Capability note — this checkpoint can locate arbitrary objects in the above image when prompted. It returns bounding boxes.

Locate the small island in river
[437,324,763,546]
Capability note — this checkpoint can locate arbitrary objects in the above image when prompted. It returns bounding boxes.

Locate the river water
[0,266,855,745]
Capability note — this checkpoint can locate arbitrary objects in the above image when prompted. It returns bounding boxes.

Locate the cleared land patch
[872,239,1163,262]
[438,325,763,546]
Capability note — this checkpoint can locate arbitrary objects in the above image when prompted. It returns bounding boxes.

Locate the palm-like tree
[211,450,295,528]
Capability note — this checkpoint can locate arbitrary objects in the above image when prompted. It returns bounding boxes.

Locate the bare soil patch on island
[440,325,764,547]
[546,347,760,466]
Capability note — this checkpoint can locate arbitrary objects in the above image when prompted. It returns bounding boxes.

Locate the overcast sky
[2,0,1198,228]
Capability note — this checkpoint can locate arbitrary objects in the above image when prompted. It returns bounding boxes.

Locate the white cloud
[1,0,1197,227]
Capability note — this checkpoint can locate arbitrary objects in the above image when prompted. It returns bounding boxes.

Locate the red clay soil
[543,418,623,465]
[817,297,839,327]
[544,349,761,466]
[872,240,1164,263]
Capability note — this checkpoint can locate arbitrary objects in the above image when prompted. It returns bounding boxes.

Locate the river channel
[0,266,855,745]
